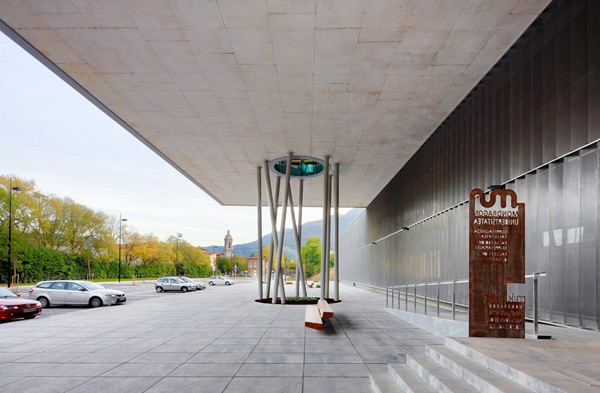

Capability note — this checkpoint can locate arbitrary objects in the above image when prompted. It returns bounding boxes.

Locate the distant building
[223,230,233,258]
[247,256,268,278]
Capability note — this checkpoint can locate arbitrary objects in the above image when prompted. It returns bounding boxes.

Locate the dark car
[0,287,42,321]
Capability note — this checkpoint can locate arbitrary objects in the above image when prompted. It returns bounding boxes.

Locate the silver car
[208,275,234,286]
[178,276,207,290]
[29,280,126,308]
[155,276,195,293]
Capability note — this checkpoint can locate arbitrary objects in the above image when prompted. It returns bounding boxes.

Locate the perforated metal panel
[340,0,600,330]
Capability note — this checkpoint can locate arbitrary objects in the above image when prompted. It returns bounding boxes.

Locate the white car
[208,276,234,286]
[29,280,126,308]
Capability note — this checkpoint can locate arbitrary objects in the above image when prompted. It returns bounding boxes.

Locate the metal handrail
[386,272,547,336]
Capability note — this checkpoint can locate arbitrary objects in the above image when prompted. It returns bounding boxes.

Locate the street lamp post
[7,180,22,288]
[118,215,127,282]
[176,233,183,275]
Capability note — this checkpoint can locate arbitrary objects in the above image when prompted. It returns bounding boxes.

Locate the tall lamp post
[118,215,127,282]
[7,181,22,288]
[176,233,183,275]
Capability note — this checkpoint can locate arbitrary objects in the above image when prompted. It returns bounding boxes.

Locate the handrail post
[533,273,539,336]
[414,284,417,313]
[436,281,440,318]
[386,287,389,308]
[405,285,408,311]
[398,286,401,310]
[391,286,395,309]
[452,280,456,320]
[424,283,427,315]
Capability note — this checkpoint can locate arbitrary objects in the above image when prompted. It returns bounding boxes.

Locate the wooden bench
[305,299,334,330]
[305,305,323,330]
[318,299,334,319]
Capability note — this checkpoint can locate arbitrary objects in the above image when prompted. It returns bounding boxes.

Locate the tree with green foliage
[301,236,321,277]
[0,174,219,283]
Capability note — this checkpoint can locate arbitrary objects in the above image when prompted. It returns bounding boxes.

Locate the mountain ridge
[202,208,362,259]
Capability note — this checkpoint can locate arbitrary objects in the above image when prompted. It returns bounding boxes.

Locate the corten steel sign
[469,188,525,338]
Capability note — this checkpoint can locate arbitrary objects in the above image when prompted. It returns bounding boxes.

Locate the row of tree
[0,176,220,283]
[1,175,327,285]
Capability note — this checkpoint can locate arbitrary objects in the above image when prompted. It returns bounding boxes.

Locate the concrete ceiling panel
[0,0,551,206]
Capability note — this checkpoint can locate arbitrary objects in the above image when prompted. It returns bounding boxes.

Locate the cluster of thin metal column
[256,154,340,302]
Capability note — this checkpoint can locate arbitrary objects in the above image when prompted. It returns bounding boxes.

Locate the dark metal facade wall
[340,0,600,329]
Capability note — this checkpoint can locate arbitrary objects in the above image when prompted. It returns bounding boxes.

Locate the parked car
[155,277,195,293]
[195,281,207,290]
[29,280,126,308]
[177,276,207,291]
[0,287,42,321]
[177,277,198,291]
[208,275,234,286]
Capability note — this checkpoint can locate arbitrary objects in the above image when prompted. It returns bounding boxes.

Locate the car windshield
[0,287,18,298]
[81,281,105,290]
[180,277,192,282]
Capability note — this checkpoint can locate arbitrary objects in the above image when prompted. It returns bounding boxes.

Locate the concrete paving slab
[1,376,90,393]
[144,377,231,393]
[101,363,180,377]
[304,363,370,377]
[236,363,304,377]
[223,376,302,393]
[245,353,304,364]
[71,376,161,393]
[128,352,196,364]
[186,352,250,364]
[36,362,119,377]
[304,376,370,393]
[253,344,305,353]
[304,352,364,364]
[169,363,242,377]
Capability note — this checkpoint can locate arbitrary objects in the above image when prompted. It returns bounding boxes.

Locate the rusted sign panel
[469,188,525,338]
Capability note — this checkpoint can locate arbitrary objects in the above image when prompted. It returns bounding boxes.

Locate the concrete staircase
[370,337,559,393]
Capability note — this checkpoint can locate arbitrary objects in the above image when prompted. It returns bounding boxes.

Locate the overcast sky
[0,32,351,247]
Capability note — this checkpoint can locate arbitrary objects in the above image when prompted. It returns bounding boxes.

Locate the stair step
[407,354,480,393]
[388,363,437,393]
[426,345,535,393]
[445,338,600,393]
[369,372,403,393]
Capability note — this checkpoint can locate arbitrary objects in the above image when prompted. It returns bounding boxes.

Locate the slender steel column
[288,190,307,297]
[272,152,293,304]
[334,162,340,301]
[256,166,263,299]
[320,156,330,300]
[298,180,305,286]
[325,173,332,298]
[263,160,280,299]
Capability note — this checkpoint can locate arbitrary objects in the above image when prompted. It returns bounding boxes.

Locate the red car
[0,287,42,321]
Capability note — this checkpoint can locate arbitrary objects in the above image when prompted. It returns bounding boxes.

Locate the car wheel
[209,282,215,286]
[37,296,50,308]
[181,286,188,293]
[156,286,164,293]
[89,297,103,308]
[225,281,231,286]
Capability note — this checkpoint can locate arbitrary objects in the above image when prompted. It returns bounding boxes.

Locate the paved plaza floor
[0,280,443,393]
[4,279,599,392]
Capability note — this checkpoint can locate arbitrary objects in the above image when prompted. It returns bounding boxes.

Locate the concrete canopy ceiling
[0,0,550,207]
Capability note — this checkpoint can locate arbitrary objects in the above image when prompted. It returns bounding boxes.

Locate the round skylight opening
[268,156,326,178]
